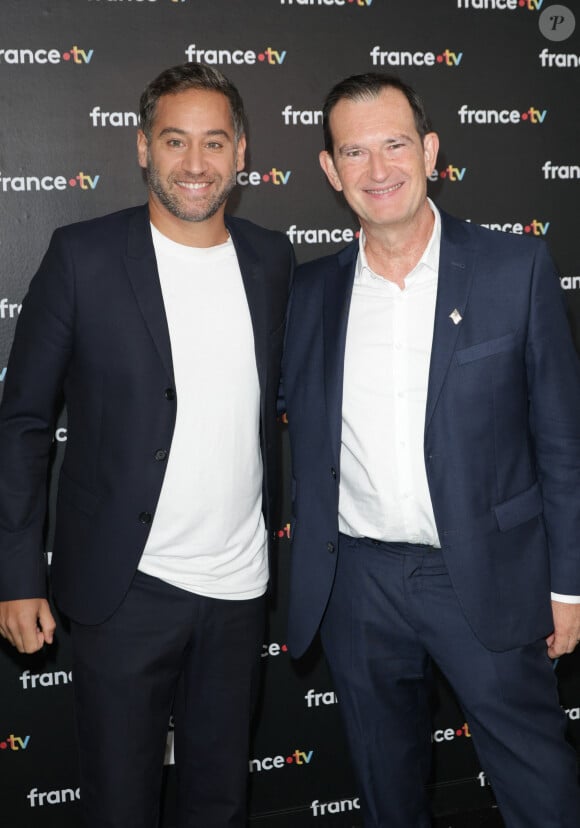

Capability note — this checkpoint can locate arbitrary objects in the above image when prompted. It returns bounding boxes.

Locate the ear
[319,150,343,192]
[422,132,439,178]
[137,130,148,170]
[236,134,247,173]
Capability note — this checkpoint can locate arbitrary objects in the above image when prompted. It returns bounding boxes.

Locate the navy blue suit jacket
[282,210,580,657]
[0,204,293,624]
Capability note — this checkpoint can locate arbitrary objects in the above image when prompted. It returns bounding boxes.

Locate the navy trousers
[70,570,265,828]
[320,535,580,828]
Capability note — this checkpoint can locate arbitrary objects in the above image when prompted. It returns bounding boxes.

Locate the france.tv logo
[237,167,291,186]
[0,45,93,65]
[429,164,467,182]
[458,105,547,124]
[1,733,31,751]
[370,46,463,67]
[185,43,286,66]
[456,0,543,9]
[0,171,100,192]
[280,0,373,6]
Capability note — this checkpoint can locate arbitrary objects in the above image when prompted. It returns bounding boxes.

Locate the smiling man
[0,63,293,828]
[281,72,580,827]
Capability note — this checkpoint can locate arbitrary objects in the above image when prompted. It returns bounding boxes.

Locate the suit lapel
[324,242,358,462]
[425,212,476,431]
[227,217,269,392]
[123,211,270,391]
[124,206,174,381]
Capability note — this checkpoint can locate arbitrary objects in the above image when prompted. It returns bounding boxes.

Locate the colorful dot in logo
[436,54,444,63]
[524,225,532,233]
[62,52,71,61]
[0,741,7,750]
[286,754,294,763]
[521,112,529,120]
[68,178,77,187]
[257,53,265,62]
[262,173,270,182]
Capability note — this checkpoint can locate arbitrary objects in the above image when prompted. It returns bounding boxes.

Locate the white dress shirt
[339,203,440,546]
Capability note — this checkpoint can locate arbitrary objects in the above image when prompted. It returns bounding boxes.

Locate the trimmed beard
[146,153,237,223]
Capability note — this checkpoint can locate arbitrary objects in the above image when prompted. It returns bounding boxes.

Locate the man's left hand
[546,601,580,659]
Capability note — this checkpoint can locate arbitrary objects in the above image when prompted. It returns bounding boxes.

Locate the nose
[367,150,390,182]
[180,144,206,175]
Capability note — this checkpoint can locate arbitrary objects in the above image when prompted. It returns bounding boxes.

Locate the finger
[549,636,576,659]
[38,605,56,645]
[14,625,45,654]
[5,611,45,654]
[547,636,566,659]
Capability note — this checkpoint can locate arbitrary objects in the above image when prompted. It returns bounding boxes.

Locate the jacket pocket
[456,332,517,365]
[493,482,543,532]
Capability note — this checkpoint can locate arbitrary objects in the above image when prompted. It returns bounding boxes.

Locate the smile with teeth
[365,182,403,196]
[177,180,212,190]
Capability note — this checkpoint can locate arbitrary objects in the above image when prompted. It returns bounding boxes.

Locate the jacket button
[164,388,176,400]
[154,449,168,461]
[139,511,152,525]
[327,542,335,553]
[330,467,337,479]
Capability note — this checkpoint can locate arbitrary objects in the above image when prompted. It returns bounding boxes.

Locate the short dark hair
[139,62,246,142]
[322,72,432,154]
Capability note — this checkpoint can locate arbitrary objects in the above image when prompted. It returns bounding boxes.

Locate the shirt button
[154,449,168,461]
[164,388,176,400]
[330,467,337,479]
[139,511,152,525]
[327,542,335,553]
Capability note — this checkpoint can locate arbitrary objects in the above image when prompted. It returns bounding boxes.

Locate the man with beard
[0,63,293,828]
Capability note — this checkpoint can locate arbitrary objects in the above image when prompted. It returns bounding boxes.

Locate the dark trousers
[321,535,580,828]
[70,570,265,828]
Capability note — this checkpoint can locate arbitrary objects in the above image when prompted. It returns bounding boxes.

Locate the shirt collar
[356,198,441,285]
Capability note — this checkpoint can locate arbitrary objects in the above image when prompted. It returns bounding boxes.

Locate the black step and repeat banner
[1,1,580,826]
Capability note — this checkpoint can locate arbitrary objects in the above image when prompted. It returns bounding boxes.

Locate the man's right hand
[0,599,56,653]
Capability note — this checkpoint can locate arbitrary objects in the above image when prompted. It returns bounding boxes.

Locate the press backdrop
[1,1,579,826]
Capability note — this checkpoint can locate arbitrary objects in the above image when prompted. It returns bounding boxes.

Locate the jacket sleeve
[526,241,580,594]
[0,229,74,600]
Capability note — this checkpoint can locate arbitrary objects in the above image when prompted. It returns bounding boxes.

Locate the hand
[546,601,580,659]
[0,598,56,654]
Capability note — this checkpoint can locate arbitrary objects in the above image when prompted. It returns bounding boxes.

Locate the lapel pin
[449,308,462,325]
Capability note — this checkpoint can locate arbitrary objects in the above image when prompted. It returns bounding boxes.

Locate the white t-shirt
[138,225,268,600]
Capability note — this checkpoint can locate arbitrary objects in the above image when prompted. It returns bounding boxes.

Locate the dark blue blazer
[0,204,293,624]
[282,210,580,657]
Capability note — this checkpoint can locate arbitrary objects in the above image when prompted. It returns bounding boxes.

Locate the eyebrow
[385,133,413,143]
[157,127,232,140]
[338,133,414,154]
